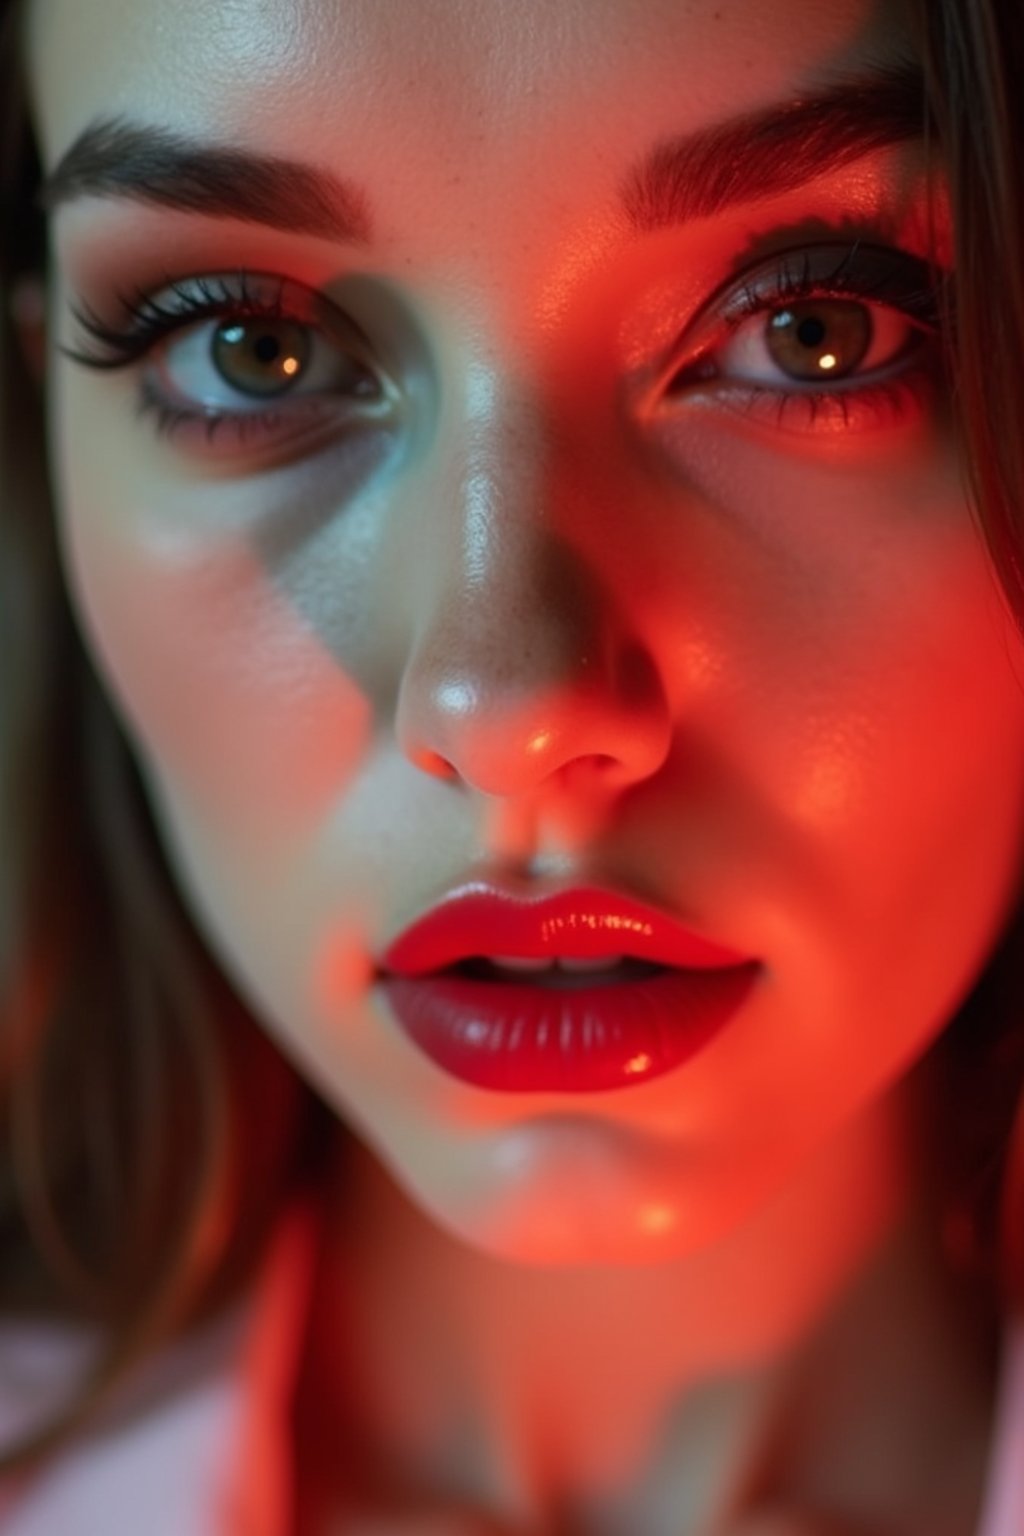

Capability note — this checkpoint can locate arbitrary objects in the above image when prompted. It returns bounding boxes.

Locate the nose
[393,383,672,799]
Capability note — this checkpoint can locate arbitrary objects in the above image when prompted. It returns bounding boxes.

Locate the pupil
[796,316,826,348]
[254,334,281,363]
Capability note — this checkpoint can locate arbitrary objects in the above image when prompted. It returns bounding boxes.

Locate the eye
[155,311,381,413]
[663,242,947,436]
[714,295,913,387]
[60,270,392,456]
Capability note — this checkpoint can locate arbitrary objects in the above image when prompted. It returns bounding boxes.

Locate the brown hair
[908,0,1024,1294]
[0,0,1023,1482]
[0,0,336,1478]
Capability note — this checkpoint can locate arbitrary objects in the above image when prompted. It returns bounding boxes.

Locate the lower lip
[376,963,762,1092]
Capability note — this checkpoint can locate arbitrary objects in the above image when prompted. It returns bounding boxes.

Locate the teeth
[489,955,553,973]
[558,953,627,972]
[489,953,627,974]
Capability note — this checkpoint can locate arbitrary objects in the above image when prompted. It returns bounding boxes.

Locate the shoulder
[0,1195,320,1536]
[974,1314,1024,1536]
[0,1300,251,1534]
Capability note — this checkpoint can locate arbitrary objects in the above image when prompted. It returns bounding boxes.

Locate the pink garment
[0,1201,1021,1535]
[976,1321,1024,1536]
[0,1198,319,1536]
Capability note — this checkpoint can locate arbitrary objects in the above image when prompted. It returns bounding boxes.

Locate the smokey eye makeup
[58,269,393,457]
[57,232,952,460]
[663,239,951,434]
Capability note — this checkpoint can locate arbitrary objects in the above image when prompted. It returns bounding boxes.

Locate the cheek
[621,423,1024,1108]
[57,499,374,850]
[49,355,397,856]
[645,415,1024,852]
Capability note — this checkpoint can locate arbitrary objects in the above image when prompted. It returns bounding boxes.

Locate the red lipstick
[377,884,761,1093]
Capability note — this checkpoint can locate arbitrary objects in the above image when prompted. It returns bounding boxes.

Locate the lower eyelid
[708,367,937,436]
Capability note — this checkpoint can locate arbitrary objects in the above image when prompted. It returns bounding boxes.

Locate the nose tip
[396,630,671,798]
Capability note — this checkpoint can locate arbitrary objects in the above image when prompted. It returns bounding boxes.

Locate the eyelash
[60,270,378,451]
[60,246,947,452]
[667,242,947,432]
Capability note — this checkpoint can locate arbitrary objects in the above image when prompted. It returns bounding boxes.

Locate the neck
[293,1059,999,1533]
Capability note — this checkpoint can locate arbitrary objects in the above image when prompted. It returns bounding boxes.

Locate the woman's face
[23,0,1024,1265]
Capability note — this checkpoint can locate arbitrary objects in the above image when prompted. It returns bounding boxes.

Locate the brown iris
[211,318,312,398]
[766,299,871,382]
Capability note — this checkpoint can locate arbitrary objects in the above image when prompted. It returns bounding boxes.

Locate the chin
[399,1158,749,1271]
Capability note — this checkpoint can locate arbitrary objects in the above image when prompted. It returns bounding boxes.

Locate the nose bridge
[407,357,596,709]
[394,352,670,796]
[449,357,576,623]
[451,357,554,589]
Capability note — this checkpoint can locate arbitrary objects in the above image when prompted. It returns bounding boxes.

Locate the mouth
[374,880,761,1093]
[445,954,669,987]
[376,958,762,1094]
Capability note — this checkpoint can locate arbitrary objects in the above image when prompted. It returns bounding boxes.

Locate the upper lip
[379,882,756,977]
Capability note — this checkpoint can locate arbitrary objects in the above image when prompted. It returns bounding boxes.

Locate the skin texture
[17,0,1024,1529]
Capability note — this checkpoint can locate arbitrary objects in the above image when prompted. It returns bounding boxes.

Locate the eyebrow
[36,59,925,242]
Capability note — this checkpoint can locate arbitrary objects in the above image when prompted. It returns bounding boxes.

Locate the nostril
[558,752,633,794]
[411,746,458,780]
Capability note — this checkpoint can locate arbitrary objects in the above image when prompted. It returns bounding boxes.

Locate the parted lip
[379,882,756,977]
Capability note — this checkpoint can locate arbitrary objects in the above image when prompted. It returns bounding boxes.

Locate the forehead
[26,0,907,176]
